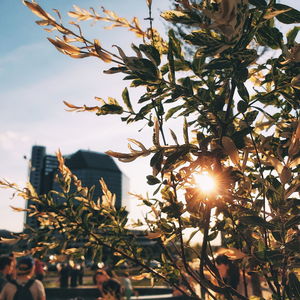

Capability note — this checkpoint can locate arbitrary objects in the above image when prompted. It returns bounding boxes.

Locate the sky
[0,0,299,233]
[0,0,171,232]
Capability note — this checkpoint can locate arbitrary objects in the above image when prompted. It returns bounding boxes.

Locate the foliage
[2,0,300,299]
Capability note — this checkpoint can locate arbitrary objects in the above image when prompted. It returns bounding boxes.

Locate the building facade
[27,146,129,228]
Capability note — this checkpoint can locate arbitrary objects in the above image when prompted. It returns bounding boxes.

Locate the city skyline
[26,145,129,229]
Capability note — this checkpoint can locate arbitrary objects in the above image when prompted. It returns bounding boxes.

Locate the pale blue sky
[0,0,171,232]
[0,0,299,233]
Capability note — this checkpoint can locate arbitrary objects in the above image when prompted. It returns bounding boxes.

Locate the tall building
[27,145,129,228]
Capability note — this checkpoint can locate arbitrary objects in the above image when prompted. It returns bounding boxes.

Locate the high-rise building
[27,146,129,228]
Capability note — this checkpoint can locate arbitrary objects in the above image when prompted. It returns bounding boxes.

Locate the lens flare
[194,172,216,193]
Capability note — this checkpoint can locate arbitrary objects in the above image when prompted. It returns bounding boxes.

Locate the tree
[1,0,300,299]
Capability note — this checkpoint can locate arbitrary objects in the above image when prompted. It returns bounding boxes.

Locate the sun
[194,172,216,194]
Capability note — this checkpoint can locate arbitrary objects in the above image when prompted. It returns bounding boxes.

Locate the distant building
[27,145,129,228]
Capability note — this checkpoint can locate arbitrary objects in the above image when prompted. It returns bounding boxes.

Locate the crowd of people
[0,254,46,300]
[0,254,135,300]
[0,252,269,300]
[56,261,85,288]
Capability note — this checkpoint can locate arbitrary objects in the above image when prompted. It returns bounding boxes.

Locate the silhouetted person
[59,263,70,288]
[78,261,85,285]
[0,255,13,292]
[70,265,78,287]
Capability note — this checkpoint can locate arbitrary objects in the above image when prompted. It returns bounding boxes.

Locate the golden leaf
[263,8,291,20]
[128,139,148,152]
[10,206,30,212]
[95,97,106,105]
[12,250,32,257]
[291,75,300,90]
[217,247,247,260]
[47,37,81,55]
[63,101,99,112]
[262,155,284,174]
[62,248,79,255]
[30,246,45,254]
[146,232,162,239]
[94,40,112,62]
[23,1,55,21]
[103,8,118,20]
[289,156,300,168]
[0,237,20,245]
[221,136,240,166]
[153,117,160,147]
[131,273,150,280]
[163,233,176,245]
[35,20,51,26]
[105,150,136,159]
[146,0,152,8]
[100,178,115,208]
[251,232,262,240]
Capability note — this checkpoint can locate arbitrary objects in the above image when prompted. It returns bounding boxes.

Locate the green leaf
[192,54,205,75]
[240,216,276,230]
[97,104,123,115]
[131,43,143,58]
[237,100,248,113]
[146,175,161,185]
[237,82,250,102]
[150,150,164,175]
[163,147,190,172]
[165,106,182,120]
[168,39,175,84]
[232,127,252,149]
[124,57,160,82]
[235,67,249,82]
[182,77,193,96]
[183,118,189,144]
[256,25,283,49]
[205,58,232,70]
[135,102,153,120]
[207,231,218,241]
[103,66,128,74]
[122,87,133,113]
[274,4,300,24]
[161,10,195,25]
[286,26,300,46]
[285,215,300,229]
[184,31,222,54]
[244,110,259,124]
[168,30,183,60]
[139,44,161,66]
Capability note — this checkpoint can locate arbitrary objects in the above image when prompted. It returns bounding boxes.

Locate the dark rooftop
[65,150,121,173]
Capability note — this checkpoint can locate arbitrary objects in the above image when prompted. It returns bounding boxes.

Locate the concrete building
[27,145,129,228]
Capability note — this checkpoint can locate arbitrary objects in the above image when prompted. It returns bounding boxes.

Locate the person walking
[121,273,133,300]
[0,256,45,300]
